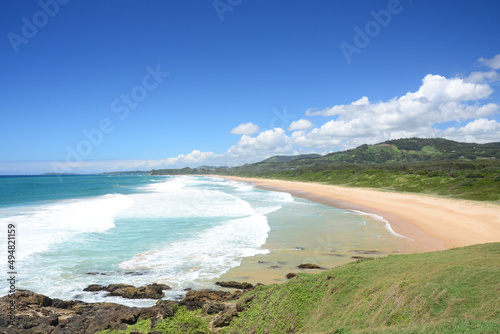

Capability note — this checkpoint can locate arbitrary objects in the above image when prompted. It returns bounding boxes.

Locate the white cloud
[163,150,221,165]
[226,128,294,162]
[230,122,260,135]
[442,118,500,143]
[477,54,500,70]
[8,60,500,175]
[297,73,499,149]
[465,70,500,83]
[288,119,314,131]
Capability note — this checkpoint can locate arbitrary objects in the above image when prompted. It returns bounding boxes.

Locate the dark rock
[215,281,253,289]
[182,290,232,304]
[83,284,106,292]
[353,250,383,255]
[236,295,255,312]
[351,256,368,259]
[297,263,323,269]
[0,290,176,334]
[86,272,106,276]
[294,247,304,251]
[210,312,232,328]
[123,271,147,276]
[203,302,226,314]
[228,290,244,301]
[106,283,134,293]
[269,265,280,269]
[209,304,238,329]
[286,273,297,279]
[84,283,171,299]
[178,300,205,311]
[107,283,170,299]
[0,286,255,334]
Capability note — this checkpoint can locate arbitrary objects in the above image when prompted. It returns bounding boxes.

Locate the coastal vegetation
[150,138,500,201]
[93,242,500,333]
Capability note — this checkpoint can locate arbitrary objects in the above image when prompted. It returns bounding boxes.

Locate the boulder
[182,290,232,304]
[107,283,170,300]
[286,273,297,279]
[215,281,253,289]
[83,284,106,292]
[0,290,176,334]
[202,302,226,314]
[297,263,323,269]
[83,283,171,299]
[209,304,237,329]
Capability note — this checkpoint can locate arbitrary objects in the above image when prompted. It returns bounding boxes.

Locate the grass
[222,243,500,333]
[96,243,500,333]
[95,304,211,334]
[238,166,500,201]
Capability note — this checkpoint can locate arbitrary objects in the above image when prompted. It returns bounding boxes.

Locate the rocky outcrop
[0,284,257,333]
[83,283,171,299]
[297,263,324,269]
[215,281,253,289]
[286,273,297,279]
[0,290,175,334]
[181,289,243,304]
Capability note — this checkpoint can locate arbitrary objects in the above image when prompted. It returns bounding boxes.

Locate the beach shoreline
[212,175,500,251]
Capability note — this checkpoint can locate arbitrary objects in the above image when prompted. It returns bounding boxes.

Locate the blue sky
[1,0,499,174]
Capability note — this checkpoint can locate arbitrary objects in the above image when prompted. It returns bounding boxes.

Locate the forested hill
[149,138,500,201]
[246,137,499,168]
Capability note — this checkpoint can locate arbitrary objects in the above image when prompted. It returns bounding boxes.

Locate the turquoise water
[0,175,412,306]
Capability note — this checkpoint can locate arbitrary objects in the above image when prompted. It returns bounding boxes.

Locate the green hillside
[323,138,500,164]
[97,243,500,334]
[150,138,500,201]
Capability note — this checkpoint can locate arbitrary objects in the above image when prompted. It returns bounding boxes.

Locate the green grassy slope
[97,243,500,334]
[223,243,500,334]
[238,162,500,201]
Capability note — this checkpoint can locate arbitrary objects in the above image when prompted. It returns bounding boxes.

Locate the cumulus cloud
[465,70,500,84]
[163,150,221,165]
[443,118,500,143]
[288,119,314,131]
[230,122,260,135]
[226,128,294,162]
[477,54,500,70]
[11,61,500,175]
[297,74,499,149]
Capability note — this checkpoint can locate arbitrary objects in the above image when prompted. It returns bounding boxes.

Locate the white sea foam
[0,194,133,260]
[119,214,270,287]
[120,180,254,219]
[0,175,293,305]
[350,210,412,240]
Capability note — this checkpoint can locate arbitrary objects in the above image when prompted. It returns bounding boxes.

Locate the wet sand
[213,176,500,285]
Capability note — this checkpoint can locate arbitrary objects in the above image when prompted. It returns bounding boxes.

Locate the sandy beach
[216,176,500,251]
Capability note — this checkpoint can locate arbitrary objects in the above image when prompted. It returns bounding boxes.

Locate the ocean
[0,175,414,307]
